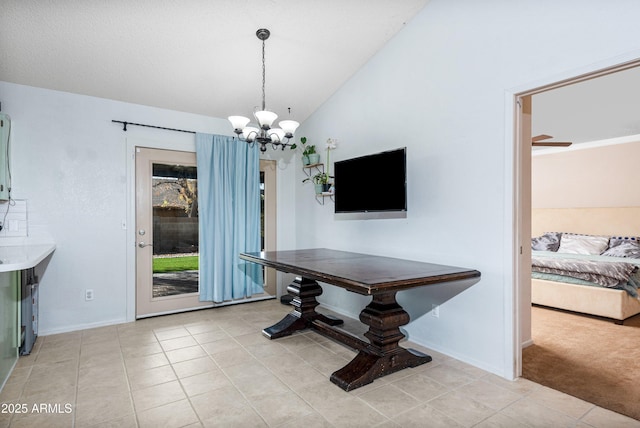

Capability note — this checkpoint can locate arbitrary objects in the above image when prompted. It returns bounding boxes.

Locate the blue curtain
[195,133,263,302]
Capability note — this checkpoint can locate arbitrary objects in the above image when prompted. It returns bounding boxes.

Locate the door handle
[138,242,153,248]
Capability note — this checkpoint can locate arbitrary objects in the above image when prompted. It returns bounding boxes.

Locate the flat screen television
[334,147,407,219]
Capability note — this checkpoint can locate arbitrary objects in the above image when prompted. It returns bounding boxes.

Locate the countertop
[0,243,56,272]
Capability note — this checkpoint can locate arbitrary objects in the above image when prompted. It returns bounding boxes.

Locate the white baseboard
[521,339,534,348]
[39,295,277,336]
[319,302,506,379]
[39,317,128,336]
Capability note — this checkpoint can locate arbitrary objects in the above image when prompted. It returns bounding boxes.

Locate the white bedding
[531,250,640,296]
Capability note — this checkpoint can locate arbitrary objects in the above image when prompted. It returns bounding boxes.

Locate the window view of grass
[153,256,199,273]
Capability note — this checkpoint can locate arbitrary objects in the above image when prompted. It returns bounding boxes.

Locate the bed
[531,207,640,324]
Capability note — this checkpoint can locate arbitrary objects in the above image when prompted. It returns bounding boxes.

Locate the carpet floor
[523,305,640,421]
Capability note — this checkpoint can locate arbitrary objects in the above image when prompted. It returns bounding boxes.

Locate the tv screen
[334,147,407,219]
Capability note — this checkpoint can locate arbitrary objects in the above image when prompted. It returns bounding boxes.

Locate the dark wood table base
[262,276,344,339]
[263,276,432,391]
[330,347,431,391]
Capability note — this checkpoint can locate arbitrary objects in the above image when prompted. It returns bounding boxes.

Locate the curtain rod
[112,120,196,134]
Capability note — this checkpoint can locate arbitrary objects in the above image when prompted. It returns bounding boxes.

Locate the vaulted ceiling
[0,0,429,124]
[2,1,639,147]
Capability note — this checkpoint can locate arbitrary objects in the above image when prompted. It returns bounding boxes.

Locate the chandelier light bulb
[269,128,285,143]
[242,126,260,142]
[278,120,300,138]
[254,110,278,130]
[228,116,250,134]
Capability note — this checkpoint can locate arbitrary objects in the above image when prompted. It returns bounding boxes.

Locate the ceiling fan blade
[532,134,553,142]
[532,142,572,147]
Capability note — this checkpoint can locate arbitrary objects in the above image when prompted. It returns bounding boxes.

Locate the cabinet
[0,270,20,388]
[0,113,11,201]
[0,244,56,387]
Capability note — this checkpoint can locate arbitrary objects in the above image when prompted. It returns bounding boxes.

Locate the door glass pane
[151,163,199,298]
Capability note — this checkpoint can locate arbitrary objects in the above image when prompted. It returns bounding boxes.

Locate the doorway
[260,159,277,295]
[136,147,211,317]
[513,59,640,376]
[133,146,278,318]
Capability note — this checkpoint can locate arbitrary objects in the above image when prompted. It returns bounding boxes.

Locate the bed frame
[531,207,640,324]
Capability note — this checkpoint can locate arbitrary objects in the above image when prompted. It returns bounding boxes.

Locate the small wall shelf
[303,164,334,205]
[315,192,334,205]
[303,163,324,177]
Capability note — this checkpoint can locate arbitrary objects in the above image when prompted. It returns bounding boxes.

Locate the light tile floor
[1,299,639,427]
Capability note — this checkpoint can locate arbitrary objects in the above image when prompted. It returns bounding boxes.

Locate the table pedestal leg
[263,276,343,339]
[330,291,432,391]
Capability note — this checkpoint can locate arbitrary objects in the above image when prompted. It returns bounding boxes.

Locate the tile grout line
[117,325,142,428]
[213,323,281,427]
[73,333,83,428]
[151,326,201,426]
[166,326,207,428]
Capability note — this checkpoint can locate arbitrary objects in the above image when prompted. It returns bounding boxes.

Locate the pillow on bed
[531,232,561,251]
[602,237,640,259]
[558,233,609,255]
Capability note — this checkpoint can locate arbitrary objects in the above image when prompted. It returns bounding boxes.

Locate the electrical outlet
[85,289,94,301]
[431,304,440,318]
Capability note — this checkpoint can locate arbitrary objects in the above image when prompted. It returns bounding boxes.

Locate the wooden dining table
[240,248,481,391]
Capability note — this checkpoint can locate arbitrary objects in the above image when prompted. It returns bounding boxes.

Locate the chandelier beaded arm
[228,28,300,153]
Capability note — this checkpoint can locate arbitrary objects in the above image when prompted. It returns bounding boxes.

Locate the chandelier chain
[228,28,299,152]
[261,38,266,111]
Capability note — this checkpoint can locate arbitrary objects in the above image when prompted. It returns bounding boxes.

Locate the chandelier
[228,28,300,152]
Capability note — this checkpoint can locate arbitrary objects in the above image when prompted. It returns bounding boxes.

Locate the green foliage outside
[153,256,199,273]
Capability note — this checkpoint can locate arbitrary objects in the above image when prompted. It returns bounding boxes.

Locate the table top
[240,248,480,295]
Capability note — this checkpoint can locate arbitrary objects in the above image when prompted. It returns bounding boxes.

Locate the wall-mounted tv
[334,147,407,220]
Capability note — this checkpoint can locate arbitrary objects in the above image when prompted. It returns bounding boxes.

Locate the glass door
[135,148,212,317]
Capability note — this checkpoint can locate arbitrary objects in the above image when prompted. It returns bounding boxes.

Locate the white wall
[0,81,297,334]
[532,139,640,208]
[295,0,640,377]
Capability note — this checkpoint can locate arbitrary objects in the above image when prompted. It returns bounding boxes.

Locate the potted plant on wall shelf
[305,145,320,165]
[303,172,332,194]
[301,138,338,195]
[290,137,319,165]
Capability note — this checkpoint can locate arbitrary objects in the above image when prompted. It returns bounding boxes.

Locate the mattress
[531,278,640,321]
